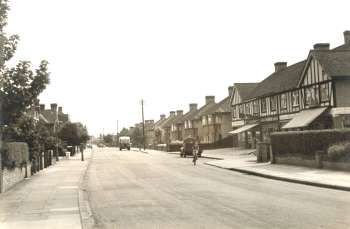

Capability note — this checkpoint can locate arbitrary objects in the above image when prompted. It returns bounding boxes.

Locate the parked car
[180,137,202,157]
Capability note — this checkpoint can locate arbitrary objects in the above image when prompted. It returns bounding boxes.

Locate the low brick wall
[1,164,31,193]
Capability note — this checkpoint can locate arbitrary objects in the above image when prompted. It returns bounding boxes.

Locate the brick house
[170,110,184,143]
[231,31,350,148]
[39,103,70,134]
[183,96,217,143]
[152,114,167,145]
[201,87,234,144]
[144,120,155,147]
[158,111,177,144]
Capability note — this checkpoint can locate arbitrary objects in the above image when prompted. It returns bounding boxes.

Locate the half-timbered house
[230,31,350,148]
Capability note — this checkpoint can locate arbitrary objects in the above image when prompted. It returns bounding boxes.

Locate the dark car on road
[180,137,202,157]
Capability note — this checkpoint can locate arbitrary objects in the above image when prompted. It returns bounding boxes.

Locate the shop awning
[282,107,328,129]
[229,123,259,134]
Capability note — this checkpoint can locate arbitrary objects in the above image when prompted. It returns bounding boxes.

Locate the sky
[5,0,350,136]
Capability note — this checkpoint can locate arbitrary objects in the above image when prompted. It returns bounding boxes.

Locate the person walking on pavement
[193,141,199,166]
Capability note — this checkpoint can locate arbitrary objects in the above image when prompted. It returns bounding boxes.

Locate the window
[270,96,277,111]
[208,115,212,124]
[320,83,329,102]
[280,94,287,109]
[202,116,207,125]
[245,103,250,114]
[239,105,244,117]
[215,115,222,124]
[253,100,259,114]
[232,107,237,118]
[292,91,299,107]
[305,86,319,106]
[261,98,267,113]
[188,120,192,128]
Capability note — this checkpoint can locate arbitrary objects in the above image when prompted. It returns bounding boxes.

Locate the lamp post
[141,99,146,151]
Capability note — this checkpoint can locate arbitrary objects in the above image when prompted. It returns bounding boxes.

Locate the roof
[40,110,58,123]
[282,107,327,129]
[311,50,350,78]
[248,60,306,99]
[158,115,177,128]
[192,102,217,120]
[234,83,258,101]
[201,96,231,116]
[153,117,167,129]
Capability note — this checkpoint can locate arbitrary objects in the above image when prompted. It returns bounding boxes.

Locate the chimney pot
[313,43,330,51]
[189,103,198,111]
[176,110,183,116]
[40,104,45,112]
[228,86,233,96]
[274,62,287,72]
[170,111,175,116]
[344,31,350,44]
[205,96,215,104]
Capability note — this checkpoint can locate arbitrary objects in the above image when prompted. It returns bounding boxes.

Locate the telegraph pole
[141,99,146,150]
[117,120,119,147]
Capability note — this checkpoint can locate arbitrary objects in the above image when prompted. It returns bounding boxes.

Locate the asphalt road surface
[85,147,350,229]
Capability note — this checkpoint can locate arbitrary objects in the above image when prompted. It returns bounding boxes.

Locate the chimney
[160,114,166,119]
[50,103,57,112]
[58,106,63,113]
[344,31,350,44]
[176,110,183,116]
[205,96,215,104]
[228,86,233,96]
[189,103,198,111]
[274,62,287,72]
[170,111,175,116]
[313,43,330,51]
[40,104,45,112]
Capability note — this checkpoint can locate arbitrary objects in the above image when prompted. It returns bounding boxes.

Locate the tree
[154,128,162,144]
[103,134,114,146]
[58,122,90,148]
[130,126,142,147]
[0,0,50,126]
[119,128,129,136]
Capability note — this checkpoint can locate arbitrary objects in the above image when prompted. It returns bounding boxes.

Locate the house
[170,110,185,143]
[183,96,217,143]
[230,83,259,147]
[158,111,177,144]
[201,87,234,144]
[153,114,167,145]
[230,31,350,148]
[144,120,155,147]
[39,103,70,134]
[183,103,199,140]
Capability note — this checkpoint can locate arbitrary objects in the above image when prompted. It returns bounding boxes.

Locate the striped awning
[229,123,259,134]
[282,107,328,129]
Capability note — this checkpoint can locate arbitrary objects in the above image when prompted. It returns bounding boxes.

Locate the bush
[1,142,29,169]
[327,142,350,160]
[271,129,350,158]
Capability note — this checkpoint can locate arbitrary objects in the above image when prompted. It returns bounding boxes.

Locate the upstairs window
[245,103,250,115]
[305,86,319,106]
[270,96,277,111]
[280,93,287,110]
[215,115,222,124]
[202,116,207,125]
[253,100,259,114]
[292,91,299,107]
[261,98,267,113]
[208,115,212,124]
[320,83,329,102]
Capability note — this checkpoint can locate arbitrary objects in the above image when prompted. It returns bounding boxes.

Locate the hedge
[270,129,350,158]
[1,142,29,169]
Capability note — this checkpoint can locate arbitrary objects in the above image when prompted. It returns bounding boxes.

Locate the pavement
[137,147,350,192]
[0,149,92,229]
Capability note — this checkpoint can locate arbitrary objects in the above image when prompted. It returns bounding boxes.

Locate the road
[85,147,350,229]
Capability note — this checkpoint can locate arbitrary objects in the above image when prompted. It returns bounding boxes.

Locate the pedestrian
[193,141,199,166]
